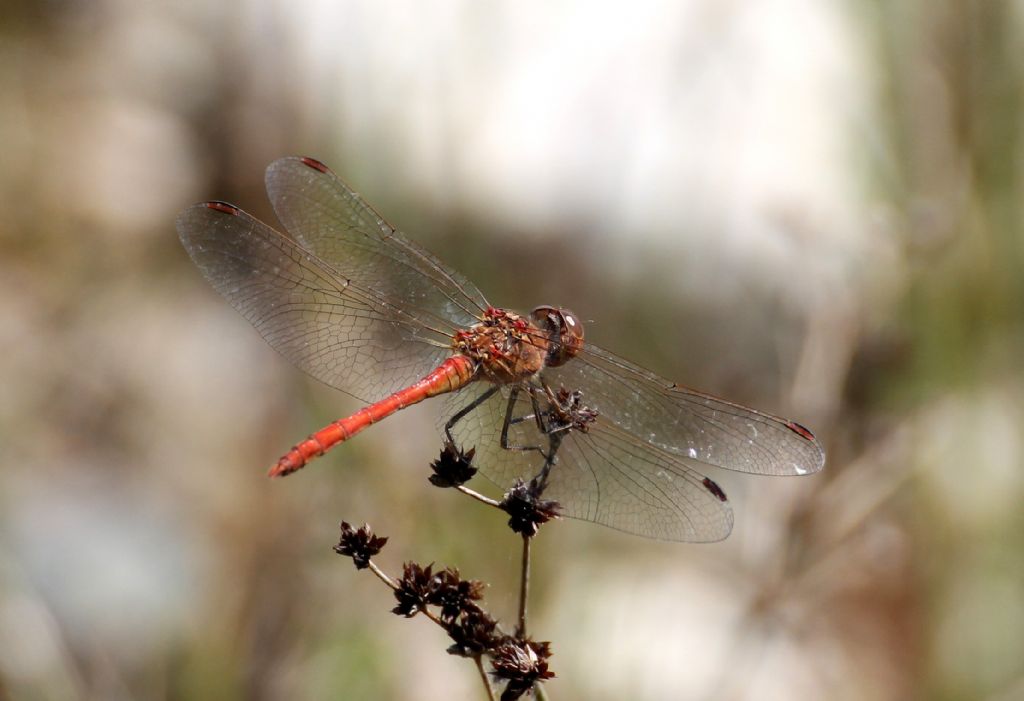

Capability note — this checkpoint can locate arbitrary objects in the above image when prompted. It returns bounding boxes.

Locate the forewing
[264,156,489,332]
[176,202,453,402]
[440,384,734,542]
[540,344,825,476]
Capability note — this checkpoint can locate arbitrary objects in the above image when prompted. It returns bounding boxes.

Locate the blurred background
[2,0,1022,699]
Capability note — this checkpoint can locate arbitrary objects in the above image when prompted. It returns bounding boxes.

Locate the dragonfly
[177,156,824,542]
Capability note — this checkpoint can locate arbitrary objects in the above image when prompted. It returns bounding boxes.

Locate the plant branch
[457,484,502,508]
[517,534,531,637]
[475,654,497,701]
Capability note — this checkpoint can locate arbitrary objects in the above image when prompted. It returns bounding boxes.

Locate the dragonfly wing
[553,421,734,542]
[439,382,734,542]
[439,384,538,487]
[264,157,489,332]
[177,202,453,402]
[540,343,825,476]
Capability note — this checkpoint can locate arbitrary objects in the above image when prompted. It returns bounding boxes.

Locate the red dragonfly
[177,156,824,542]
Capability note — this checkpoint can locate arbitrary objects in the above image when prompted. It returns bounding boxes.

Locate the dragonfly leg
[503,382,578,496]
[499,386,549,455]
[444,385,500,445]
[503,385,547,430]
[525,380,598,495]
[528,431,566,496]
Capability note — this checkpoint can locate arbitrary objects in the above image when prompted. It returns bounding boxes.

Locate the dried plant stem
[368,558,504,698]
[351,504,554,699]
[517,534,531,637]
[367,559,398,588]
[457,484,502,508]
[475,654,497,701]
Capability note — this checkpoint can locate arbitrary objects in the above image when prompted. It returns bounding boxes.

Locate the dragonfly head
[531,306,585,367]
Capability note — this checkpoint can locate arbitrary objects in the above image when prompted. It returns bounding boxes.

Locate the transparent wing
[264,156,489,332]
[541,344,825,476]
[176,202,455,402]
[440,384,734,542]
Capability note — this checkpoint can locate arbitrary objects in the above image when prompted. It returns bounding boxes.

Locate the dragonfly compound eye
[531,305,585,367]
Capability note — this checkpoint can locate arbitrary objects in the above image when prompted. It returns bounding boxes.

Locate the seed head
[333,522,388,570]
[500,480,562,537]
[491,638,555,700]
[445,608,501,658]
[429,442,478,488]
[391,561,436,618]
[428,567,486,622]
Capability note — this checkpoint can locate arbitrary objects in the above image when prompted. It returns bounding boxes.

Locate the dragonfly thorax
[453,307,549,384]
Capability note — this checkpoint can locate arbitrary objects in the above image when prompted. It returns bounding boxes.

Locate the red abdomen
[269,355,475,477]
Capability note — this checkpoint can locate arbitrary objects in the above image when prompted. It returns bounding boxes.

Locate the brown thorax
[453,306,587,385]
[453,307,549,384]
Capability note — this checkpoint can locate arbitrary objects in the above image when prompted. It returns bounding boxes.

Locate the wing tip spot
[204,201,241,215]
[785,420,816,442]
[299,156,331,174]
[702,477,728,502]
